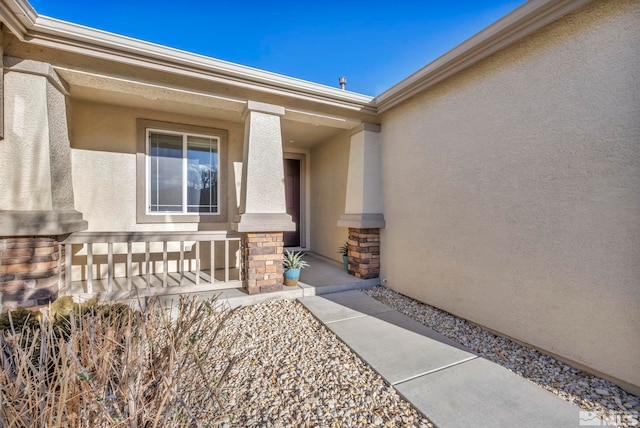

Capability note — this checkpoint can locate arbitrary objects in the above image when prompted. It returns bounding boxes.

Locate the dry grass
[0,296,238,427]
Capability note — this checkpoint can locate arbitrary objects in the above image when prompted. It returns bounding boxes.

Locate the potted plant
[283,250,309,286]
[338,242,349,271]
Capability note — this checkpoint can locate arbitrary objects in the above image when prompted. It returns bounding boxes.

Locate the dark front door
[283,158,300,247]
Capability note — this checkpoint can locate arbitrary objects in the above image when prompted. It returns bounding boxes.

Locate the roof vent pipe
[339,76,347,90]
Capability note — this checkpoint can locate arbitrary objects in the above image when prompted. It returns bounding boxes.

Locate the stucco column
[338,123,385,278]
[0,57,87,234]
[0,30,4,140]
[0,57,87,309]
[233,101,295,294]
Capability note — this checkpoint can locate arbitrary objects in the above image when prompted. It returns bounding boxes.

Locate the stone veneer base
[347,228,380,280]
[242,232,284,295]
[0,236,64,310]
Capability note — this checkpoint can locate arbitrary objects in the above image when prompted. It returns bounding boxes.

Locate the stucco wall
[70,100,244,232]
[310,132,350,261]
[0,71,53,210]
[379,0,640,392]
[67,100,245,278]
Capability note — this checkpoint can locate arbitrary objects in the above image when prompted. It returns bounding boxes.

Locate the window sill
[136,212,227,224]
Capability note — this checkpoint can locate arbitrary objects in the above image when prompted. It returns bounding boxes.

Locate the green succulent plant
[338,242,349,257]
[283,250,310,270]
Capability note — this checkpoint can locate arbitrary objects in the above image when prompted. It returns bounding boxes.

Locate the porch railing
[60,231,243,299]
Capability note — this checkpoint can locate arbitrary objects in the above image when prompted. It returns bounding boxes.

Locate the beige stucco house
[0,0,638,394]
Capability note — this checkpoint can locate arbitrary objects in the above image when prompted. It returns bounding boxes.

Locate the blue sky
[29,0,526,96]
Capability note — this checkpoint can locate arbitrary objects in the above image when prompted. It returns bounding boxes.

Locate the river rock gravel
[365,286,640,427]
[214,299,433,427]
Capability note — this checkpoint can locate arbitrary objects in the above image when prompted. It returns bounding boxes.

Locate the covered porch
[62,230,379,304]
[0,21,384,309]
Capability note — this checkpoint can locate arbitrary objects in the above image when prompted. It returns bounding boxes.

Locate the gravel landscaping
[217,299,433,427]
[365,286,640,428]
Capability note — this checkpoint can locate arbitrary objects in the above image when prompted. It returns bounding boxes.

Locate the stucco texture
[1,72,49,210]
[241,110,287,214]
[70,100,243,232]
[379,0,640,392]
[310,131,350,262]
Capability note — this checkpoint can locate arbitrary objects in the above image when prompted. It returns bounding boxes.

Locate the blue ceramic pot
[284,268,301,286]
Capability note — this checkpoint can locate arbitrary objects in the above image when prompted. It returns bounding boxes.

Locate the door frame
[283,151,308,250]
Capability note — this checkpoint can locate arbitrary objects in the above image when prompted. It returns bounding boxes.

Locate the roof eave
[0,0,376,115]
[1,0,595,117]
[0,0,37,36]
[374,0,593,114]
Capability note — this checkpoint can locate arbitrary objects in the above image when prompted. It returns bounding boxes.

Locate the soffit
[57,67,246,121]
[59,67,358,149]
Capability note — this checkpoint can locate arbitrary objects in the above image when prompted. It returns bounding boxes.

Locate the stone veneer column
[338,123,385,279]
[242,232,285,295]
[347,228,380,279]
[0,237,65,310]
[233,101,295,293]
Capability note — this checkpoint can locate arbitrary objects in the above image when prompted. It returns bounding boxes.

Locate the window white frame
[136,119,228,224]
[146,128,220,215]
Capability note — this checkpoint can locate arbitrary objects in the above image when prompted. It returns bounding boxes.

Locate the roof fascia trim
[1,0,593,115]
[0,0,37,36]
[375,0,593,113]
[0,1,375,114]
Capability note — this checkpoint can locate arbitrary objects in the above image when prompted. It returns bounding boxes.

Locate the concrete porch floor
[299,252,380,294]
[155,252,380,309]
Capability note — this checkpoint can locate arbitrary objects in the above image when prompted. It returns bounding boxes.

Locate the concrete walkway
[298,290,583,428]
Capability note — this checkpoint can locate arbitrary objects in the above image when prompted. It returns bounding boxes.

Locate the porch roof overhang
[0,0,375,113]
[0,0,377,148]
[51,66,364,148]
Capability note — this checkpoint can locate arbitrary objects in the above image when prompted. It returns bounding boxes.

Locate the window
[137,119,227,223]
[148,130,219,214]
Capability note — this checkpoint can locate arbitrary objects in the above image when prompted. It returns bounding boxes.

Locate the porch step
[159,278,379,310]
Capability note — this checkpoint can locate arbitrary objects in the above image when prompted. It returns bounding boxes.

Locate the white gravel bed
[215,299,433,427]
[365,286,640,427]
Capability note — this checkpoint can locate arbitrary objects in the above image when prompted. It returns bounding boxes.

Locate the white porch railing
[61,231,243,300]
